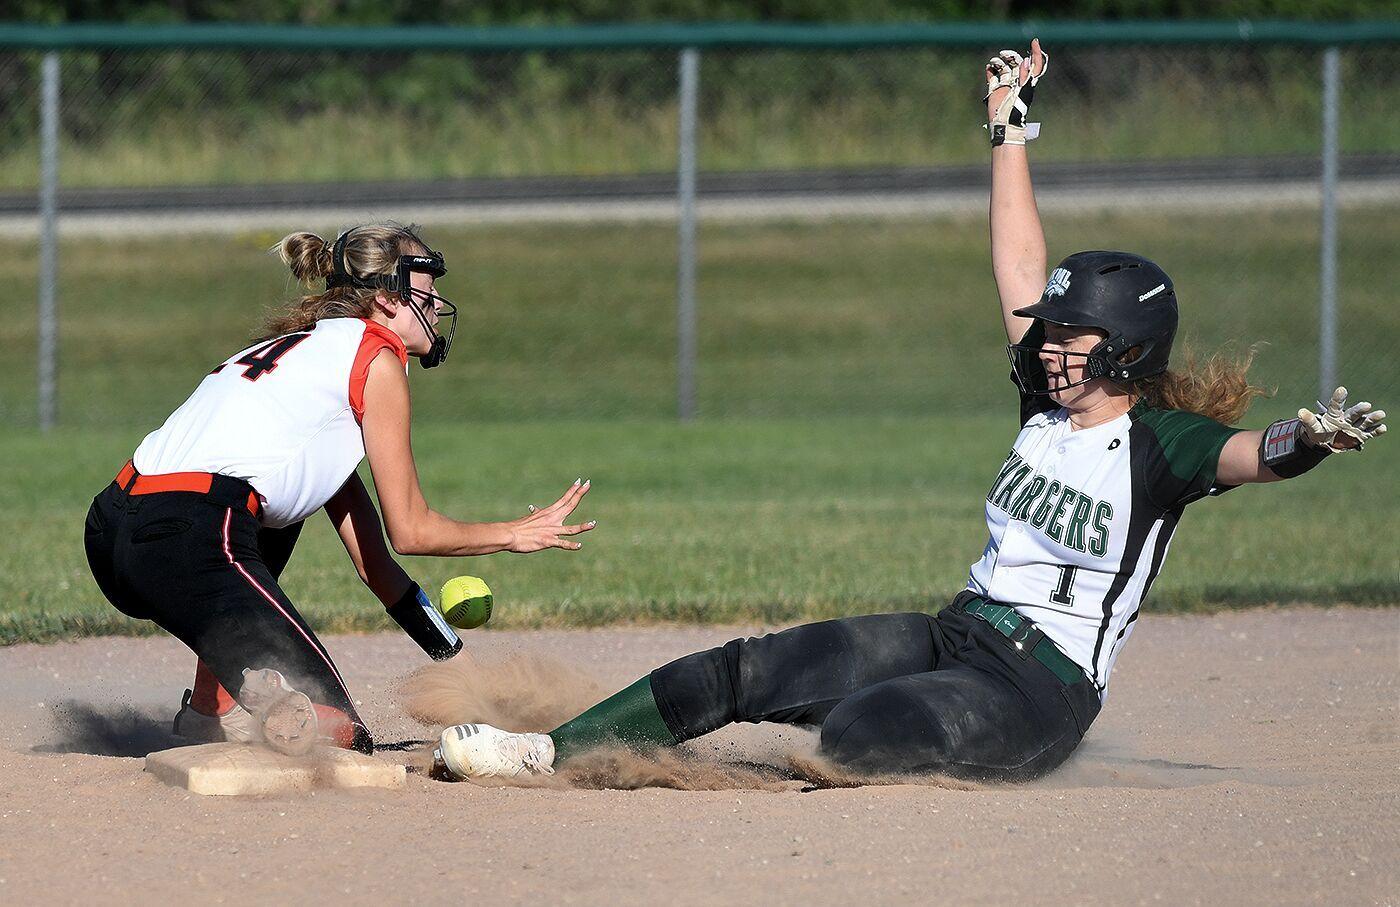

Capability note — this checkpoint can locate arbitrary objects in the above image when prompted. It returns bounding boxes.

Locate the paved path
[4,155,1397,235]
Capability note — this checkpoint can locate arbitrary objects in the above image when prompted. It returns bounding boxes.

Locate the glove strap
[387,582,463,661]
[989,122,1040,147]
[1261,418,1330,478]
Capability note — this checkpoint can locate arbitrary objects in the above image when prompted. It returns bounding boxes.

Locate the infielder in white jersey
[84,222,593,755]
[428,42,1389,783]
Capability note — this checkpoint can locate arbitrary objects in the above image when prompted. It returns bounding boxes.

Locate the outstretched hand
[1299,387,1387,452]
[508,479,595,552]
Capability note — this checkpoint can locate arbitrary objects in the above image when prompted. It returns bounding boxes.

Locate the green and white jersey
[967,394,1240,696]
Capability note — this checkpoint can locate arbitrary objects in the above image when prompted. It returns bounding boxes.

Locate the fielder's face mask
[326,231,458,368]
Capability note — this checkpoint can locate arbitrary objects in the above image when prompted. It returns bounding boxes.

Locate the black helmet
[1007,250,1178,396]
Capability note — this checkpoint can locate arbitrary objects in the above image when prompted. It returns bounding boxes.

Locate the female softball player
[84,222,594,755]
[434,42,1388,783]
[434,42,1387,783]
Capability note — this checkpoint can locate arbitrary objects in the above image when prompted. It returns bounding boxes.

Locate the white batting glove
[1299,386,1387,452]
[984,50,1020,96]
[984,40,1049,147]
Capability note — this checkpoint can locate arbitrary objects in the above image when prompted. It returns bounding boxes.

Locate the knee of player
[648,644,738,740]
[312,704,372,752]
[819,684,955,774]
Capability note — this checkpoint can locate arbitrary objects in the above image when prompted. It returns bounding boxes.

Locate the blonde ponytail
[278,231,336,285]
[261,222,430,339]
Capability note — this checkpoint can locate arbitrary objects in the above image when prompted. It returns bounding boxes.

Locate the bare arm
[359,350,593,557]
[990,143,1045,343]
[1215,430,1280,486]
[326,470,464,662]
[325,471,416,604]
[1217,388,1387,486]
[988,39,1049,344]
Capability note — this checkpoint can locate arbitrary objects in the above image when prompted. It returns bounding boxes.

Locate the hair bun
[276,232,334,284]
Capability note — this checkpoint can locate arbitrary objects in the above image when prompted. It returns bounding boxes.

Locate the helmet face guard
[1007,326,1163,396]
[1006,342,1110,396]
[326,233,457,369]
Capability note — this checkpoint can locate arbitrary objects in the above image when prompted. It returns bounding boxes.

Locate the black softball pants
[84,478,372,752]
[649,601,1100,781]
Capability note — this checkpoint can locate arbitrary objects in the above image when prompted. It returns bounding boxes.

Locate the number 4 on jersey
[211,333,310,381]
[1051,565,1077,605]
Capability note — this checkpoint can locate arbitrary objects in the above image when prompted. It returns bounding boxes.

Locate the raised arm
[359,350,594,557]
[987,39,1050,344]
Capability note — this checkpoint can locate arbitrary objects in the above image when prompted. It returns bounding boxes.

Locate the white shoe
[171,688,257,744]
[436,723,555,780]
[238,668,319,757]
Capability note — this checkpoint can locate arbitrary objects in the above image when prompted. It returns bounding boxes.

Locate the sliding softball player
[84,222,593,755]
[432,42,1386,782]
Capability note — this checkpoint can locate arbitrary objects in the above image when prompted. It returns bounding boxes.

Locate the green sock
[549,675,677,763]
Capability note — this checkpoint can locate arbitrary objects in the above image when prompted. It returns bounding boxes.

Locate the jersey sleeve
[349,320,409,425]
[1011,321,1059,427]
[1134,407,1244,509]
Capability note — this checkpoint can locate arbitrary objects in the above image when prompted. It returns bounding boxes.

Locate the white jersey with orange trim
[133,318,408,528]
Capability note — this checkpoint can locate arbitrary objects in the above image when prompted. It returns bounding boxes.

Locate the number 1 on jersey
[1051,565,1077,605]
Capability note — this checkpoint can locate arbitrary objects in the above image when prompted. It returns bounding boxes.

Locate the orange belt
[115,460,261,518]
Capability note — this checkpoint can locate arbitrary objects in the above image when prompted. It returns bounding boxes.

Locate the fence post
[38,52,60,432]
[1318,46,1339,400]
[676,47,700,422]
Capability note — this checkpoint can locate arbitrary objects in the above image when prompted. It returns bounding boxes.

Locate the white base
[144,742,406,796]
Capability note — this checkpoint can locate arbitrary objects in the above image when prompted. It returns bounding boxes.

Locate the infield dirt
[0,607,1395,905]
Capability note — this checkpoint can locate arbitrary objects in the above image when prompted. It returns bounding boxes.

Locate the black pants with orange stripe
[83,479,373,752]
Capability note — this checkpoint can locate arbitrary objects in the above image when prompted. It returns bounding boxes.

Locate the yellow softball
[439,576,494,630]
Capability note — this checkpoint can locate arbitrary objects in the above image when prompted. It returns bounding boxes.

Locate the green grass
[4,87,1386,190]
[2,211,1397,428]
[1,416,1396,646]
[1,209,1396,643]
[2,48,1397,189]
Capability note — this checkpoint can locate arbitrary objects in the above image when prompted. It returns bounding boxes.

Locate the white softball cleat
[171,688,257,744]
[436,723,556,780]
[238,668,319,757]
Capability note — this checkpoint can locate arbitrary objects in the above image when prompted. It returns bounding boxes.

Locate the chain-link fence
[2,23,1398,430]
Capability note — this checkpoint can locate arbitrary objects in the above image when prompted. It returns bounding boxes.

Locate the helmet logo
[1138,283,1166,302]
[1045,268,1071,297]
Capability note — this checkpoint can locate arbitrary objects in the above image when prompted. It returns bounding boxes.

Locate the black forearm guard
[387,582,462,661]
[1261,418,1330,479]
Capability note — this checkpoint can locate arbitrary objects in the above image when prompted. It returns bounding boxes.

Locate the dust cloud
[400,655,820,791]
[398,655,1216,792]
[400,651,607,733]
[40,700,180,757]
